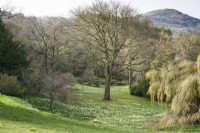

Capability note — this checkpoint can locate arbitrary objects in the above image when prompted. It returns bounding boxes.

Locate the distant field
[0,84,199,133]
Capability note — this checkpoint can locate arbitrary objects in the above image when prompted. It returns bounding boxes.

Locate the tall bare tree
[71,0,158,100]
[28,17,67,74]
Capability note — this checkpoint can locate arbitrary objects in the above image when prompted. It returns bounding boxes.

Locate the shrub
[92,78,104,87]
[57,72,77,104]
[21,69,44,96]
[82,69,96,85]
[130,79,150,98]
[42,72,76,108]
[0,73,25,97]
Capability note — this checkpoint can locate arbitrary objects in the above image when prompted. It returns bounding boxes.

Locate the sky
[1,0,200,18]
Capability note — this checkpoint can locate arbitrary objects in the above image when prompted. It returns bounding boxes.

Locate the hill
[144,9,200,35]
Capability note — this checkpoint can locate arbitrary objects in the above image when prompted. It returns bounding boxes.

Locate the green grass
[0,93,115,133]
[1,84,200,132]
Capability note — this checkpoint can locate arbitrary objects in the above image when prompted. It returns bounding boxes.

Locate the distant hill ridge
[144,9,200,35]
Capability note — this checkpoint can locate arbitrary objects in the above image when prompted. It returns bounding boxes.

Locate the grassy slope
[1,84,199,132]
[0,94,114,133]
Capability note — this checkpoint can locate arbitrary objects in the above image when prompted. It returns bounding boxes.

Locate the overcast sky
[1,0,200,18]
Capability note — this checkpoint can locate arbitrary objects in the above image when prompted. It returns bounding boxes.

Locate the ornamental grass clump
[163,70,178,105]
[146,70,160,84]
[146,55,200,130]
[178,60,197,78]
[171,74,199,115]
[146,70,160,104]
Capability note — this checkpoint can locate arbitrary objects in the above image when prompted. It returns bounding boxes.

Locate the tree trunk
[45,51,48,74]
[49,90,55,109]
[103,65,112,100]
[128,69,133,89]
[128,58,133,89]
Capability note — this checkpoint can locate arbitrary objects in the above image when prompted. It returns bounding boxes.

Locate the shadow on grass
[0,102,73,126]
[0,103,114,133]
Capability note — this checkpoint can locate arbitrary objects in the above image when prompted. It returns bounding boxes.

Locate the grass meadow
[0,84,199,132]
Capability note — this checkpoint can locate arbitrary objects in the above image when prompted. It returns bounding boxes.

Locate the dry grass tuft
[197,55,200,72]
[145,113,179,130]
[146,112,200,131]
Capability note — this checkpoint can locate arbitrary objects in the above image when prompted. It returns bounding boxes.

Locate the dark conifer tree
[0,9,28,76]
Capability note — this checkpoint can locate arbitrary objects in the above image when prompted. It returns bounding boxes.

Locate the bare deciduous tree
[71,0,158,100]
[28,17,67,74]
